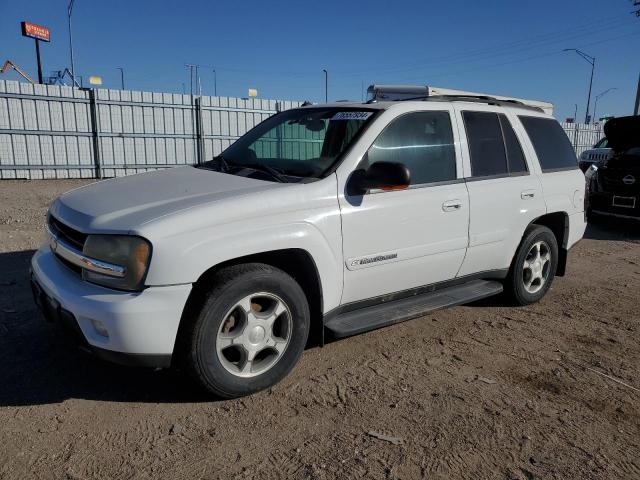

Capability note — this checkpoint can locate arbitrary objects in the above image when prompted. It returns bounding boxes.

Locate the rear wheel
[505,225,558,305]
[180,263,310,398]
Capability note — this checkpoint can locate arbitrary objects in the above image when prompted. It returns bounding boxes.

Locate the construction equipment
[47,68,81,87]
[0,60,35,84]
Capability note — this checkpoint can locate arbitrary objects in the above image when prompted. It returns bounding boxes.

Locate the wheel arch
[528,211,569,276]
[175,248,325,357]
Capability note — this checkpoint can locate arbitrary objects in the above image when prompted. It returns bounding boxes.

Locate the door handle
[442,199,463,212]
[521,190,536,199]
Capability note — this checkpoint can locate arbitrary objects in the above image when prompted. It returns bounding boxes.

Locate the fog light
[91,319,109,338]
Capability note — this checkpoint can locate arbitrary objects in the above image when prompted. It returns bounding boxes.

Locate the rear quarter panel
[512,112,587,248]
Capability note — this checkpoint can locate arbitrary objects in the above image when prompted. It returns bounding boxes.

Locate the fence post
[87,88,102,179]
[195,97,204,164]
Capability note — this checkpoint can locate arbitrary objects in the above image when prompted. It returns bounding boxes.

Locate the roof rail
[366,84,554,114]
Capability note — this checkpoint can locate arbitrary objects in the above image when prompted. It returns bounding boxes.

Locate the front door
[337,106,470,305]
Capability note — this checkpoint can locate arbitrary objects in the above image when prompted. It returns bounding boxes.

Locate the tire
[505,225,558,306]
[180,263,310,398]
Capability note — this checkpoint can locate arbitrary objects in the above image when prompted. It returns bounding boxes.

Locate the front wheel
[180,263,310,398]
[505,225,558,305]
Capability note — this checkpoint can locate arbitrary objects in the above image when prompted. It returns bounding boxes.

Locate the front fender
[144,219,343,314]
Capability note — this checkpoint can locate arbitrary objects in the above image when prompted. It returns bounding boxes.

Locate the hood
[604,116,640,153]
[50,166,285,232]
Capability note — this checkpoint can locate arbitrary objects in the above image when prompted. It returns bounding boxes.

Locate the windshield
[201,108,377,180]
[594,138,609,148]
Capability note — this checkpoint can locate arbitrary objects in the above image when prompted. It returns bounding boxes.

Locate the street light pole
[592,87,617,123]
[634,73,640,116]
[212,69,217,96]
[117,67,124,90]
[322,69,328,103]
[68,0,77,86]
[564,48,596,124]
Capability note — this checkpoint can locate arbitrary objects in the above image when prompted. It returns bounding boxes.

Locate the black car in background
[586,115,640,221]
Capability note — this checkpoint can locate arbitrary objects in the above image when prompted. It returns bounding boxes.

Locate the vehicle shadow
[0,250,218,406]
[584,217,640,241]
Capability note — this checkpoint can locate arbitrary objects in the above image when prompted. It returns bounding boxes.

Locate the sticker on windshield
[331,111,372,121]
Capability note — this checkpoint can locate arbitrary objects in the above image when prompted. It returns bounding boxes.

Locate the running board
[325,279,503,338]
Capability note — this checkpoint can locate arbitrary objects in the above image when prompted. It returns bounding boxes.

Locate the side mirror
[351,161,410,194]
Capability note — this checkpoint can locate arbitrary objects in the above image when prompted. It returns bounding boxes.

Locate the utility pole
[117,67,124,90]
[564,48,596,123]
[68,0,77,86]
[196,65,201,96]
[634,2,640,114]
[635,73,640,115]
[322,69,328,103]
[212,69,217,96]
[185,64,196,100]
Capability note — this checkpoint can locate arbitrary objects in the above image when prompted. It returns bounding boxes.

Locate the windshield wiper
[236,163,288,183]
[201,155,287,183]
[201,154,230,173]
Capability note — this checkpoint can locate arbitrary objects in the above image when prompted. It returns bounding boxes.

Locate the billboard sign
[21,22,50,42]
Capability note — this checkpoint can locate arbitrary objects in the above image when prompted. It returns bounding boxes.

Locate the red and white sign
[21,22,50,42]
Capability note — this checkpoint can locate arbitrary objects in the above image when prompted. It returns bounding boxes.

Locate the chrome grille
[47,215,87,251]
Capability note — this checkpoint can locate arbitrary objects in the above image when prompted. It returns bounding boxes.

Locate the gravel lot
[1,179,639,480]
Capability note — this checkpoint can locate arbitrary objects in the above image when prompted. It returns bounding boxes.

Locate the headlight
[82,235,151,291]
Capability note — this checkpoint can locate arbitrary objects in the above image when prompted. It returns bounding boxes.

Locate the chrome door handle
[442,199,463,212]
[521,190,536,199]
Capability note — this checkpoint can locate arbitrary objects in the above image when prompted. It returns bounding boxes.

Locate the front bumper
[589,192,640,220]
[31,245,192,366]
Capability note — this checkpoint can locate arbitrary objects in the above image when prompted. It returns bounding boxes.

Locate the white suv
[31,87,586,398]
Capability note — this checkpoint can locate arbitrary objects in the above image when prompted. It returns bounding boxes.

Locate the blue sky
[1,0,638,121]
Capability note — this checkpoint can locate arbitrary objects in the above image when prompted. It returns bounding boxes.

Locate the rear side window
[367,111,457,185]
[519,116,578,172]
[463,111,508,177]
[499,114,528,173]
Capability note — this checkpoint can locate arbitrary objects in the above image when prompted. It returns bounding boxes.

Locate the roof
[300,98,551,115]
[366,84,554,114]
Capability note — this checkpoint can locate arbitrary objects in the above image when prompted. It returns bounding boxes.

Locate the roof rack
[366,84,554,115]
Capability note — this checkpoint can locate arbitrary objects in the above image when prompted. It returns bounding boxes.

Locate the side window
[462,111,508,177]
[519,116,578,172]
[367,111,456,185]
[499,114,528,173]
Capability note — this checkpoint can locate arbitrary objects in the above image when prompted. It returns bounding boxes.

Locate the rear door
[454,106,546,276]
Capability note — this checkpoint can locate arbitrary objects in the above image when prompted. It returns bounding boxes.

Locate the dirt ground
[1,179,639,480]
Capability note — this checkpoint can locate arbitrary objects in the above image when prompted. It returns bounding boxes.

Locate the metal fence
[1,79,604,179]
[560,121,603,157]
[0,80,301,179]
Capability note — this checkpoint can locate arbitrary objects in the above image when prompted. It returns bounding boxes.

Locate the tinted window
[463,111,508,177]
[367,111,456,185]
[499,114,528,173]
[519,116,578,171]
[594,138,609,148]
